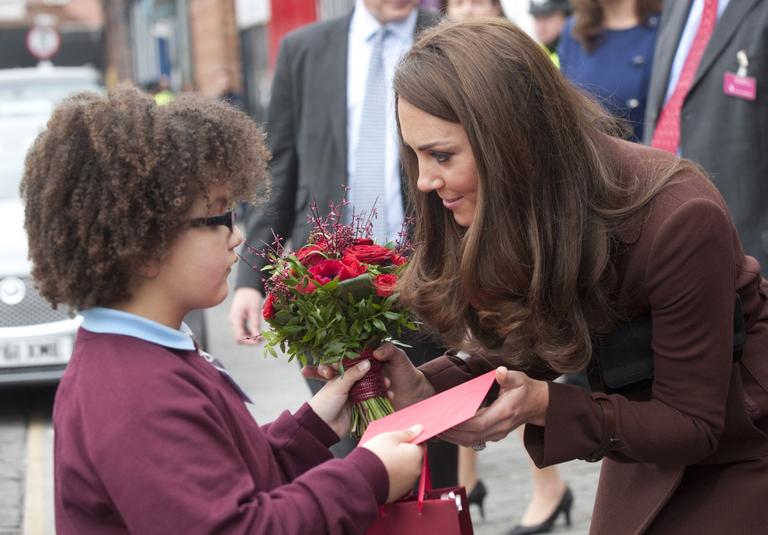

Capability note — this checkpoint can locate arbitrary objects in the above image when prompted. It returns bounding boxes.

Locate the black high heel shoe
[467,479,488,520]
[506,486,573,535]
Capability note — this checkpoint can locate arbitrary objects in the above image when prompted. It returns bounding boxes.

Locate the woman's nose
[417,171,442,193]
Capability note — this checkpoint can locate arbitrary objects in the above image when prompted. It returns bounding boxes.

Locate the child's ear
[138,260,161,278]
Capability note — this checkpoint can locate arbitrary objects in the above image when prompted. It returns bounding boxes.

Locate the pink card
[359,370,497,445]
[723,71,757,101]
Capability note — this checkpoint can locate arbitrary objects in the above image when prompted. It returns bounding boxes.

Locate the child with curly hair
[21,86,424,535]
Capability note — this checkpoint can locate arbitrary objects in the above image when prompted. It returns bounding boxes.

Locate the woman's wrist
[527,379,550,427]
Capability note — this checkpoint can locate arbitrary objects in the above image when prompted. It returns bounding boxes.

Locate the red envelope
[360,370,497,445]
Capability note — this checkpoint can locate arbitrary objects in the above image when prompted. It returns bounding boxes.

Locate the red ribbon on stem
[343,349,387,404]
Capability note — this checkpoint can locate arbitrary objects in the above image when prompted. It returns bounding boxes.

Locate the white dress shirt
[347,0,417,242]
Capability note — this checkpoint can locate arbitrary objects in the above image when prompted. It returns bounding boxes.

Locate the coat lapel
[317,16,350,179]
[647,0,692,118]
[692,0,760,90]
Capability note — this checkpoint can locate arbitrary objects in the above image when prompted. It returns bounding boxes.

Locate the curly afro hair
[21,84,271,311]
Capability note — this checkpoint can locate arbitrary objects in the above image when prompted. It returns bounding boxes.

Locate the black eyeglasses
[190,210,235,232]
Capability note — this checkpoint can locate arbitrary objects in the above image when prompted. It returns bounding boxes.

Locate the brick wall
[188,0,241,97]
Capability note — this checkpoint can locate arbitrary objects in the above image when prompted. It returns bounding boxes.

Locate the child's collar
[80,307,196,350]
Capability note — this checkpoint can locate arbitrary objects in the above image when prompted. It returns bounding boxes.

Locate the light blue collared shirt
[663,0,731,104]
[347,0,417,242]
[80,307,196,350]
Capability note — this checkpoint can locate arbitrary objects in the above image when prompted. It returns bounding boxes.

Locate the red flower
[391,254,407,266]
[262,293,277,319]
[309,259,346,284]
[295,276,318,294]
[341,257,367,279]
[374,274,398,297]
[352,238,374,246]
[295,244,327,268]
[343,244,395,266]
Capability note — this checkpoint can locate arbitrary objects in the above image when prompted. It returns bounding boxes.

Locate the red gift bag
[365,453,474,535]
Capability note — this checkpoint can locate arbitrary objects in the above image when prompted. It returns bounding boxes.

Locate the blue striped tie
[352,28,388,243]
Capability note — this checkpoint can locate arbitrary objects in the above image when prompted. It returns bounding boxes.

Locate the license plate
[0,336,74,368]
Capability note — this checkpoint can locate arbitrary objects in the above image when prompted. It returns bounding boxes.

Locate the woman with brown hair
[372,17,768,534]
[558,0,662,141]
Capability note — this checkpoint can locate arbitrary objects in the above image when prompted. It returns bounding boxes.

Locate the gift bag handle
[417,451,432,513]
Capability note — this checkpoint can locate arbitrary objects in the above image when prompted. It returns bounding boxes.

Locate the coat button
[627,98,640,109]
[633,55,645,66]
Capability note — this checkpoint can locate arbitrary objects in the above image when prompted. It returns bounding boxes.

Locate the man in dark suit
[229,1,457,485]
[644,0,768,266]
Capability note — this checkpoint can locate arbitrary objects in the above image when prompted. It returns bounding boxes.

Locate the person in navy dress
[558,0,661,141]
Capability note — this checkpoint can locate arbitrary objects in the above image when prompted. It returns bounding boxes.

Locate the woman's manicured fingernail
[358,359,371,371]
[319,366,330,378]
[373,349,382,358]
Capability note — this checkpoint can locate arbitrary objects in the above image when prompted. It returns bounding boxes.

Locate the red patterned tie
[651,0,718,153]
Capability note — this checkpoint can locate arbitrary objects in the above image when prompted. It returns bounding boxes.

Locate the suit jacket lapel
[318,16,350,178]
[647,0,692,117]
[692,0,760,89]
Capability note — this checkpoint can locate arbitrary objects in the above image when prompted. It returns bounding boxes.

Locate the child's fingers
[388,424,424,444]
[326,359,371,393]
[301,365,326,381]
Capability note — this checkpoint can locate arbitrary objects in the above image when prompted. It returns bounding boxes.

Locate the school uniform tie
[351,28,388,243]
[651,0,718,153]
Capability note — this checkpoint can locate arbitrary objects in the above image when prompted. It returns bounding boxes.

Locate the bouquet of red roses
[254,202,418,438]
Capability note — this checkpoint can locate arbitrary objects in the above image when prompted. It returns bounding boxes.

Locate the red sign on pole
[26,24,61,60]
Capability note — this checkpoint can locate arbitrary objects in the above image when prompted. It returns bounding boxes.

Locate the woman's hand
[439,367,550,446]
[307,359,375,438]
[372,343,436,410]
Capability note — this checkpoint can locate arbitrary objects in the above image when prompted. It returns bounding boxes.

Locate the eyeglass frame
[189,210,235,232]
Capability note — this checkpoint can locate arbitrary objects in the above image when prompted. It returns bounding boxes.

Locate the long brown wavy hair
[571,0,662,52]
[393,18,680,373]
[21,85,270,311]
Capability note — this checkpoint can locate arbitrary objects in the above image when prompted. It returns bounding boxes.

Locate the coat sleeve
[236,34,301,293]
[525,197,736,467]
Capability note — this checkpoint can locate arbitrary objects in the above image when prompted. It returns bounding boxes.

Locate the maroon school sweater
[54,329,388,534]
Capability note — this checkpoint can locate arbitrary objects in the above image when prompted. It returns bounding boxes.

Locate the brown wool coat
[419,139,768,534]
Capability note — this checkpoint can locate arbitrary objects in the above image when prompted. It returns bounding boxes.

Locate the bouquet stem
[345,351,394,439]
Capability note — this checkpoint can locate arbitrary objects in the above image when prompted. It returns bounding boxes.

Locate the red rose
[341,257,367,279]
[374,274,398,297]
[343,244,394,265]
[262,293,277,319]
[391,254,407,266]
[309,259,347,285]
[353,238,374,245]
[295,244,326,268]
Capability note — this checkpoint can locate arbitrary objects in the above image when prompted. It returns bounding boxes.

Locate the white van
[0,64,101,385]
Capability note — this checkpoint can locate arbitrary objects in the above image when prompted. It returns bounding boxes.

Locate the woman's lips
[442,195,463,209]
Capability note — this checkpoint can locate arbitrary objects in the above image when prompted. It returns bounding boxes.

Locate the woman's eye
[431,151,451,163]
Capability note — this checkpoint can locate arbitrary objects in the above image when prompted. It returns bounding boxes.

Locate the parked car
[0,63,102,104]
[0,110,82,385]
[0,64,103,386]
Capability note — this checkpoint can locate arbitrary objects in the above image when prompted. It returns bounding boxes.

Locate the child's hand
[307,359,374,438]
[362,425,425,503]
